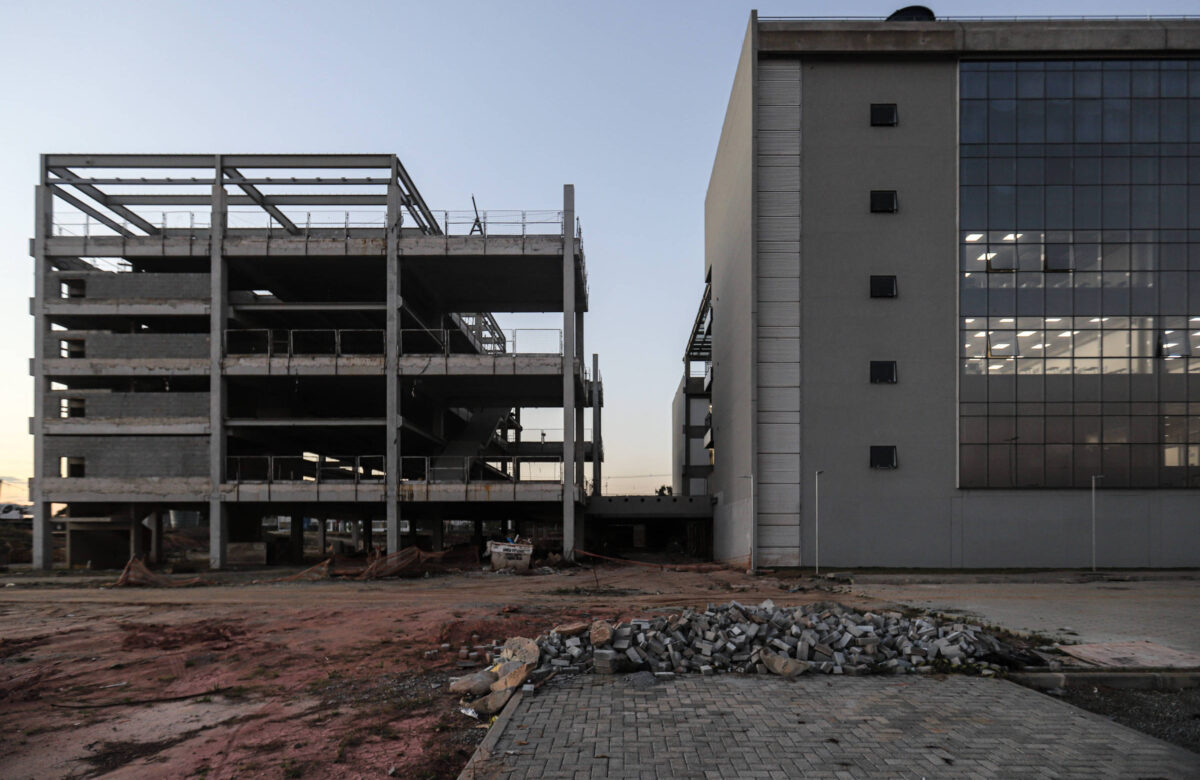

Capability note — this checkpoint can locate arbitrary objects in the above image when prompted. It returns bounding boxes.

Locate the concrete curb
[457,690,524,780]
[1010,670,1200,691]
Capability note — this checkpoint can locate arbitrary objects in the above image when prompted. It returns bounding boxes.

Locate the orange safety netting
[114,557,211,587]
[269,558,332,582]
[356,546,447,580]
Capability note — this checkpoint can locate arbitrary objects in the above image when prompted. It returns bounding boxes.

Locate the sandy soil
[0,565,839,779]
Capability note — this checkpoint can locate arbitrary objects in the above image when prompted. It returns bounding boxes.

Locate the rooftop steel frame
[42,153,442,237]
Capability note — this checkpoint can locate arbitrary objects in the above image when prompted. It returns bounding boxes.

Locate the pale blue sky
[1,0,1196,499]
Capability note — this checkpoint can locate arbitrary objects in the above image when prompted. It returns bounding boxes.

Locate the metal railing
[437,210,575,237]
[399,328,563,356]
[401,455,564,484]
[226,455,386,484]
[225,328,385,356]
[501,427,593,444]
[224,327,562,358]
[51,208,582,239]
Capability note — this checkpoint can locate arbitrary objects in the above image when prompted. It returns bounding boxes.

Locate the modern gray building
[687,10,1200,568]
[29,154,601,569]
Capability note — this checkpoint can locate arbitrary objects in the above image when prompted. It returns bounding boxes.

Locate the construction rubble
[450,601,1032,713]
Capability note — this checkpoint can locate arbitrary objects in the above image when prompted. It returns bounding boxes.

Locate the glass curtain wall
[959,60,1200,488]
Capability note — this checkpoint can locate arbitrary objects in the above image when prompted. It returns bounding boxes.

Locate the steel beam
[48,186,136,237]
[107,194,387,206]
[49,168,162,236]
[394,156,440,235]
[44,154,217,169]
[224,167,300,235]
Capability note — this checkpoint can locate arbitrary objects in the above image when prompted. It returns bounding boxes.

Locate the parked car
[0,504,31,521]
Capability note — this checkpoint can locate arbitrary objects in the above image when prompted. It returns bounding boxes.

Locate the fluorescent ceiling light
[978,252,997,261]
[1000,318,1014,323]
[992,343,1011,350]
[1018,331,1035,337]
[965,233,984,242]
[1058,331,1073,338]
[1046,318,1062,322]
[1002,233,1022,241]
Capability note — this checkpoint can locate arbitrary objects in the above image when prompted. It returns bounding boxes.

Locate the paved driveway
[471,674,1200,779]
[855,578,1200,653]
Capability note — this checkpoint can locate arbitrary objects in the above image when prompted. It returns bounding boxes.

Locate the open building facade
[682,11,1200,568]
[30,154,602,568]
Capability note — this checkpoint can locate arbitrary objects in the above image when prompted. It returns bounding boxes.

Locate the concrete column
[208,157,228,569]
[429,517,444,551]
[575,311,586,488]
[362,516,374,555]
[129,509,146,561]
[317,517,327,558]
[151,511,164,565]
[385,163,402,554]
[561,185,576,560]
[351,519,362,551]
[289,514,304,563]
[592,354,602,496]
[32,179,52,569]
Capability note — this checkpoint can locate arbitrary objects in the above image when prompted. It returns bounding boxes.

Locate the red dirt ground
[0,565,846,779]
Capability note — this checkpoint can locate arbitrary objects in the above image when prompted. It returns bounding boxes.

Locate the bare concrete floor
[852,577,1200,653]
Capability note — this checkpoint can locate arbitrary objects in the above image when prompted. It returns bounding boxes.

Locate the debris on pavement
[496,601,1032,682]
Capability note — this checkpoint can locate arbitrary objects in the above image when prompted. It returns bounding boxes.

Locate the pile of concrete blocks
[528,601,1017,678]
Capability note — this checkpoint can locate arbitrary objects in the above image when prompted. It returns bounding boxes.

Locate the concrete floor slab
[856,579,1200,654]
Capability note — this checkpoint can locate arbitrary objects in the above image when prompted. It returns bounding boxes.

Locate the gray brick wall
[43,435,209,477]
[45,392,208,419]
[49,272,210,300]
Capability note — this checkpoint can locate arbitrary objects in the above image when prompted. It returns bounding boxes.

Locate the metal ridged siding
[756,59,803,566]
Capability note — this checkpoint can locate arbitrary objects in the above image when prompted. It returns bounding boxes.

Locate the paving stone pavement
[475,674,1200,779]
[856,579,1200,653]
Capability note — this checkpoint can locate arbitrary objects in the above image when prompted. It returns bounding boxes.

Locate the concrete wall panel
[706,18,758,563]
[44,435,209,478]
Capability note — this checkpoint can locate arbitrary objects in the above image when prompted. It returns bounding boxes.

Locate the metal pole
[815,470,824,575]
[1091,474,1103,572]
[750,474,756,573]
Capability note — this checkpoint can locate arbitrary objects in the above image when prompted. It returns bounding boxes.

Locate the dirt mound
[436,615,566,648]
[119,620,244,650]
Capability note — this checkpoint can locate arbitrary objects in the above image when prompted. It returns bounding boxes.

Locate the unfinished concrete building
[29,153,601,569]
